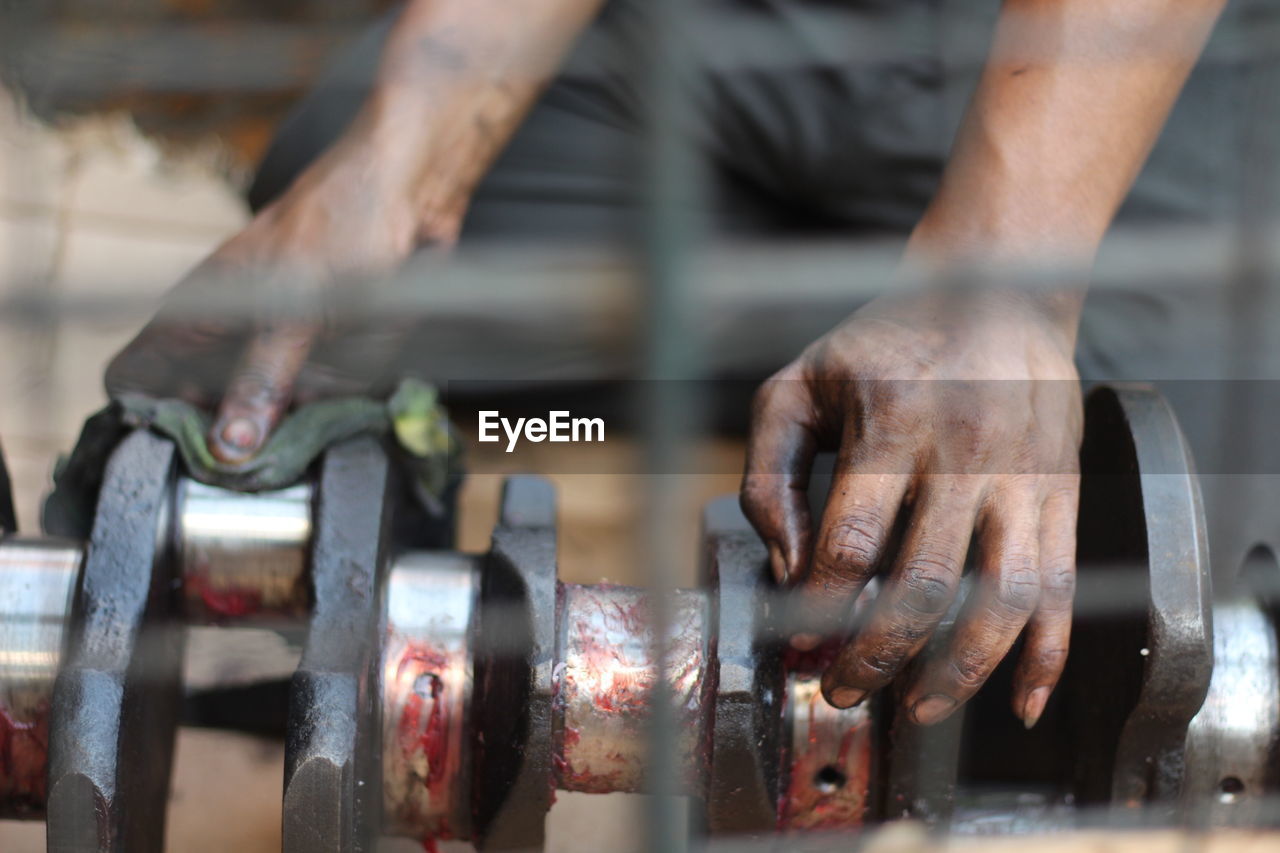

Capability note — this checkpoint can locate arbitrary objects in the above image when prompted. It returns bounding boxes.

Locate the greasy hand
[741,288,1083,727]
[106,135,438,464]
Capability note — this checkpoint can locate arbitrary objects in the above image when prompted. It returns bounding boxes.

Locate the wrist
[902,211,1088,344]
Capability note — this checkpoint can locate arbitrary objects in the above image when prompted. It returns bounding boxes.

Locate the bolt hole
[1219,776,1245,802]
[813,765,847,794]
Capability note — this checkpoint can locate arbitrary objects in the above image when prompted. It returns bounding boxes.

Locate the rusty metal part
[282,436,391,853]
[0,539,81,819]
[177,479,312,623]
[46,429,183,853]
[554,583,711,794]
[380,551,479,841]
[780,674,873,830]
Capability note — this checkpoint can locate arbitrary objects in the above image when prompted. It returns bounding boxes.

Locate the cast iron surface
[471,476,558,850]
[46,429,182,853]
[878,598,967,823]
[1106,385,1213,805]
[1072,384,1213,809]
[282,436,391,853]
[700,496,784,834]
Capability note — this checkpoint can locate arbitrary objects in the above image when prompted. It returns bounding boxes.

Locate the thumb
[740,377,818,585]
[209,323,317,464]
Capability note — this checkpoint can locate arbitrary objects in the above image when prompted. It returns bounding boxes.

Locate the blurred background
[0,3,743,850]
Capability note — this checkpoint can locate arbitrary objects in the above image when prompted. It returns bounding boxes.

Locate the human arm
[106,0,605,461]
[742,0,1228,725]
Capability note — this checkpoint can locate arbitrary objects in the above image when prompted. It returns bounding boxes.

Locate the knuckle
[1038,564,1077,609]
[824,511,889,570]
[884,616,933,648]
[994,564,1041,614]
[807,568,864,604]
[1029,646,1069,674]
[856,647,908,681]
[945,401,1001,441]
[949,648,995,692]
[1043,474,1081,500]
[750,381,779,420]
[751,373,797,419]
[898,561,960,617]
[228,366,287,406]
[873,385,925,429]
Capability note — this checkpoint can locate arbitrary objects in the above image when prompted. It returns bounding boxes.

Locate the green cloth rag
[42,378,458,539]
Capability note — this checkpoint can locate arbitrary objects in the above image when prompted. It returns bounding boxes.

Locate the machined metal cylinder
[177,479,313,622]
[380,551,479,841]
[0,538,82,818]
[553,583,712,794]
[1183,597,1280,824]
[779,673,873,830]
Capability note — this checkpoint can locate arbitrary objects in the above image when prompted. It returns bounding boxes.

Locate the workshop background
[0,2,743,850]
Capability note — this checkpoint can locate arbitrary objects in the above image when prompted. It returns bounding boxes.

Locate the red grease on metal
[556,584,708,795]
[395,643,456,842]
[184,572,263,619]
[398,645,451,785]
[781,639,842,674]
[0,701,49,811]
[779,625,874,831]
[779,682,871,831]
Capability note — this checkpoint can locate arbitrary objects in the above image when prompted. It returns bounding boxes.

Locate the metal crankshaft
[1,383,1278,851]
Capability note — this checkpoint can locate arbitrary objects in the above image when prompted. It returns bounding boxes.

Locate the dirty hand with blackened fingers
[105,0,606,463]
[739,0,1227,726]
[105,140,426,464]
[741,284,1083,729]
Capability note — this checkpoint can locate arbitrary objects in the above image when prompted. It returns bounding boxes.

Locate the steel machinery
[0,383,1277,850]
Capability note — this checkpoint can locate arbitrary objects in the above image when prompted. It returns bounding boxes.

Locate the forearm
[909,0,1227,300]
[294,0,605,243]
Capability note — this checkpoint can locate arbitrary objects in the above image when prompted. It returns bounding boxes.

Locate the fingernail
[219,417,259,449]
[828,687,866,709]
[1022,686,1050,730]
[910,694,957,726]
[219,417,260,451]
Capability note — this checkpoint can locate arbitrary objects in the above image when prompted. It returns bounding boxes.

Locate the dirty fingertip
[210,416,262,464]
[825,686,866,709]
[1021,686,1050,730]
[909,693,957,726]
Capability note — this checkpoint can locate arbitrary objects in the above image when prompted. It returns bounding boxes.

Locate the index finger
[209,322,318,464]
